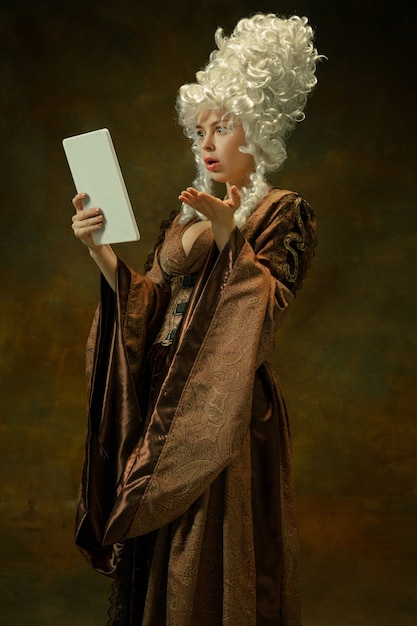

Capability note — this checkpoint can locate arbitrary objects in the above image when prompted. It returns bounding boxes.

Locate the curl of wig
[177,13,321,226]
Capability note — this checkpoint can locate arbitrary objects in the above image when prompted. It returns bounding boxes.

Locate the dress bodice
[158,216,214,278]
[154,216,214,345]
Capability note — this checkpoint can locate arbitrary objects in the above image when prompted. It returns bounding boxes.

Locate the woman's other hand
[178,186,239,227]
[179,186,240,251]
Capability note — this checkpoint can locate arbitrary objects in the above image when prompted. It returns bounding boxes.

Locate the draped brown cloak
[75,190,317,625]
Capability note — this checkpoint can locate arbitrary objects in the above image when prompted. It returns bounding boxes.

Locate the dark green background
[1,0,416,624]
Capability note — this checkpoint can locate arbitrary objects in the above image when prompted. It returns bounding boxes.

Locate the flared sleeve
[75,257,170,574]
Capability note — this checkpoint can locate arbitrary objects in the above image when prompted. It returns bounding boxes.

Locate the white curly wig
[177,13,321,226]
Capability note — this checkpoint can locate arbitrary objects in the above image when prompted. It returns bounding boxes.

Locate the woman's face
[196,110,255,190]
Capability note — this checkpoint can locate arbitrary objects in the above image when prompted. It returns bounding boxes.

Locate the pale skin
[71,109,255,290]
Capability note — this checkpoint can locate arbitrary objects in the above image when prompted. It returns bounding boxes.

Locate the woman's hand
[178,186,240,252]
[71,192,117,290]
[71,193,104,250]
[178,186,240,226]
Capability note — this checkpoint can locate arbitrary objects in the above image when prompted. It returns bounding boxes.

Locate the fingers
[179,186,240,209]
[179,187,236,219]
[72,210,102,226]
[72,192,102,216]
[71,210,103,248]
[178,187,200,206]
[228,185,241,210]
[178,187,217,212]
[72,192,88,213]
[72,193,102,224]
[72,211,103,232]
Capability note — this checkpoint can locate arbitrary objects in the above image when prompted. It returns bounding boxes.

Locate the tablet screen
[63,128,140,245]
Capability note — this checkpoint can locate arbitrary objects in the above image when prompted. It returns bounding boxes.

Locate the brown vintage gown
[75,189,317,625]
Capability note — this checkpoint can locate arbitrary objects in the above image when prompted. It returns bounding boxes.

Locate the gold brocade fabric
[77,189,318,626]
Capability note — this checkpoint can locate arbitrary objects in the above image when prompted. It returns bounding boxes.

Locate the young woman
[71,13,321,626]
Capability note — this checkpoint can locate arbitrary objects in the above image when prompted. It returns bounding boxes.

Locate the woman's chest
[159,218,214,277]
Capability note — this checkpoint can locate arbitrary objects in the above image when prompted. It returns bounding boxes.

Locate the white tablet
[63,128,140,245]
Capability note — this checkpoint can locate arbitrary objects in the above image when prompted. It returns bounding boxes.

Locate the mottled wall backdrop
[1,0,415,624]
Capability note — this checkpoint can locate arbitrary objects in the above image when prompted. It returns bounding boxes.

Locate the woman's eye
[217,126,227,135]
[196,130,205,139]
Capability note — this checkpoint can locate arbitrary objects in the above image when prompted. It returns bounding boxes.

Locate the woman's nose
[202,134,214,151]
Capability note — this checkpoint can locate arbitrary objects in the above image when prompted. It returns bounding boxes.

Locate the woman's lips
[204,158,220,171]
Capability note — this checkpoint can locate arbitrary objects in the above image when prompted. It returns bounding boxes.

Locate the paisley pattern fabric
[75,189,317,625]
